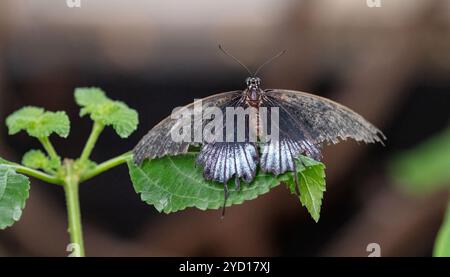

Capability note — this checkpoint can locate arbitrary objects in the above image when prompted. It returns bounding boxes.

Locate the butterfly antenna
[218,45,253,76]
[254,50,286,76]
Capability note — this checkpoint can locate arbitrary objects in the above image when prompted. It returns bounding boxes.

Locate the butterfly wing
[195,93,259,186]
[259,89,384,177]
[133,91,242,164]
[197,142,258,185]
[195,94,259,215]
[263,89,385,145]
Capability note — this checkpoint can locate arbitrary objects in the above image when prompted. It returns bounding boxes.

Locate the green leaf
[390,127,450,193]
[6,107,70,138]
[433,204,450,257]
[22,150,58,172]
[22,150,48,169]
[0,157,12,165]
[128,154,281,213]
[74,87,108,107]
[285,156,326,222]
[75,87,139,138]
[0,165,31,229]
[128,153,326,221]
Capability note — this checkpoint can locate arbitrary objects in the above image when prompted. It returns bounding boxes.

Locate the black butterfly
[133,47,385,214]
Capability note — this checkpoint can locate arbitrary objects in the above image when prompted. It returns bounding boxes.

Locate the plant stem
[38,137,60,162]
[80,122,104,163]
[13,164,62,185]
[81,152,133,182]
[63,161,85,257]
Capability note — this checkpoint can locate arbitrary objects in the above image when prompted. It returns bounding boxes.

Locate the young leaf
[285,157,326,222]
[0,165,31,229]
[75,87,138,138]
[22,150,59,172]
[74,87,109,107]
[22,150,49,168]
[433,204,450,257]
[6,107,70,138]
[128,153,326,219]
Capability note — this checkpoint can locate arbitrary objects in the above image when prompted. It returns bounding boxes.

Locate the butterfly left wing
[196,94,259,187]
[197,142,258,187]
[193,94,259,216]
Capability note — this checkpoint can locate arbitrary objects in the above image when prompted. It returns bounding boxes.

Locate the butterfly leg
[221,182,230,219]
[292,160,300,195]
[235,175,241,191]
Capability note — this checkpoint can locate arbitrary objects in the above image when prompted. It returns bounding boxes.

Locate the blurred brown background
[0,0,449,257]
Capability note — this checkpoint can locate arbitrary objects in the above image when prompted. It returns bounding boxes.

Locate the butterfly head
[244,77,263,107]
[245,77,261,89]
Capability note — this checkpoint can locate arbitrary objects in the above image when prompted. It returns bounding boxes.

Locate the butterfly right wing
[133,91,242,164]
[258,94,321,181]
[263,89,385,146]
[258,89,385,181]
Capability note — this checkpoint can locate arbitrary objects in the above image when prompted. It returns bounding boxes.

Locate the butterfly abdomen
[245,87,263,108]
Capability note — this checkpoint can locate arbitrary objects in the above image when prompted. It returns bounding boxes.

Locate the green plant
[0,87,326,257]
[390,127,450,257]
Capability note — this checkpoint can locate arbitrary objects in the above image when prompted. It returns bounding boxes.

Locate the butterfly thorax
[244,77,263,108]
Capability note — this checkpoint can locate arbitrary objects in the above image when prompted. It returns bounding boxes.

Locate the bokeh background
[0,0,449,257]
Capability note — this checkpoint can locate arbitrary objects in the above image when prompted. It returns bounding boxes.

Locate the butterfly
[133,46,385,214]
